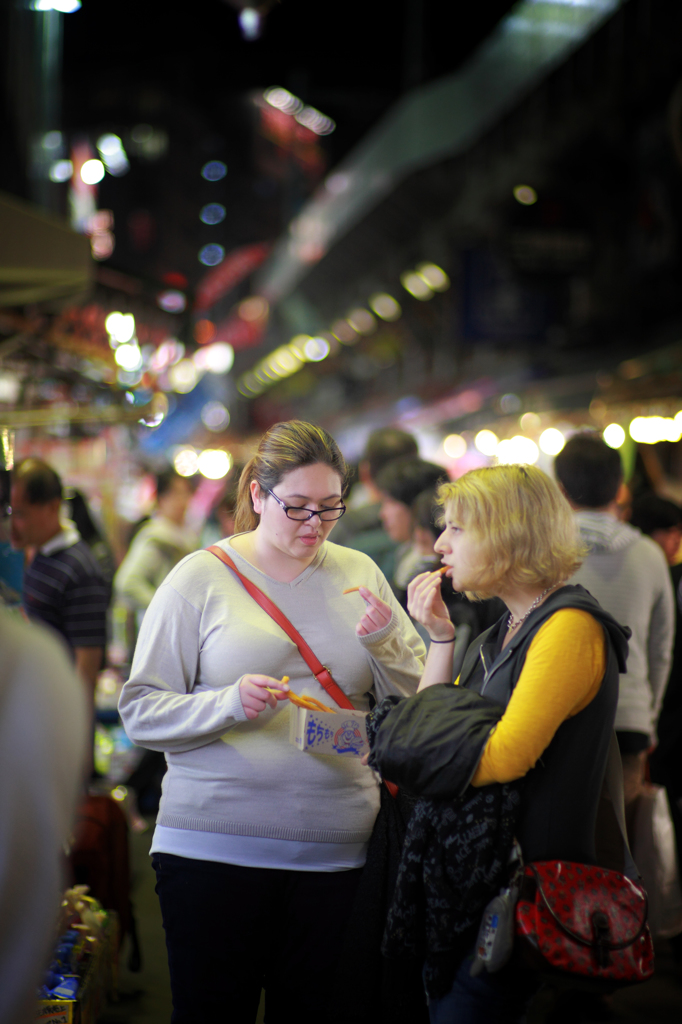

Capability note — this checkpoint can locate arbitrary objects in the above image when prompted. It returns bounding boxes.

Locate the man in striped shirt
[10,458,110,702]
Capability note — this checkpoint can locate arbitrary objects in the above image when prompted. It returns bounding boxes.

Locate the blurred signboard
[194,243,271,312]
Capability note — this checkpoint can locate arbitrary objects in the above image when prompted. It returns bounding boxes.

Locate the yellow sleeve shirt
[470,609,606,787]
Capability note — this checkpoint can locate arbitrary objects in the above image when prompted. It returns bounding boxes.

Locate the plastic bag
[631,784,682,939]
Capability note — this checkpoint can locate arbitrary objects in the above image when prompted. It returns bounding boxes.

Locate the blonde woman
[370,465,630,1024]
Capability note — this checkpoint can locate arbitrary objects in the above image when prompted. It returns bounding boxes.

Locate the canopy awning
[0,190,93,306]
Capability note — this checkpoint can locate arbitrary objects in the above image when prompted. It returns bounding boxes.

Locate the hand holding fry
[239,674,290,720]
[407,569,455,641]
[354,587,393,637]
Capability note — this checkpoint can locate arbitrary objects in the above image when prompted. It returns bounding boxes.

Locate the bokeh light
[444,434,467,459]
[270,347,302,376]
[400,271,433,300]
[91,232,114,261]
[369,293,402,321]
[198,449,232,480]
[80,159,105,185]
[151,339,184,372]
[105,312,135,344]
[303,337,330,362]
[496,436,539,465]
[295,106,336,136]
[239,7,261,40]
[347,308,376,334]
[201,401,230,432]
[416,263,450,292]
[628,416,682,444]
[198,244,225,267]
[49,159,72,183]
[200,203,226,225]
[201,161,227,181]
[96,134,129,176]
[264,87,303,115]
[238,296,269,321]
[520,412,541,433]
[157,290,186,313]
[603,423,625,449]
[513,184,538,205]
[202,342,235,374]
[193,319,216,345]
[34,0,81,11]
[475,430,499,456]
[174,448,199,477]
[114,344,142,371]
[169,359,199,393]
[330,319,359,344]
[539,427,565,455]
[500,393,522,414]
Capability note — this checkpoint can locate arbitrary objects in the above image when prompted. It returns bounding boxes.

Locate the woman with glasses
[119,419,425,1024]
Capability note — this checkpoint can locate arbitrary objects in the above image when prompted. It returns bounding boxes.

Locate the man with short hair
[10,458,109,699]
[554,433,674,832]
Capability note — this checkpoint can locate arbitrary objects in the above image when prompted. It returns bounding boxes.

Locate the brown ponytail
[233,420,349,534]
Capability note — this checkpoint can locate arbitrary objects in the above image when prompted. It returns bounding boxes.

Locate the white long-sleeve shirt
[119,538,424,867]
[570,511,674,739]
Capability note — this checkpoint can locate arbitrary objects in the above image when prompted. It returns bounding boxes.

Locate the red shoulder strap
[207,545,354,711]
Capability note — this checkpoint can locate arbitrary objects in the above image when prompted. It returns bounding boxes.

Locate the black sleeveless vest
[458,584,630,864]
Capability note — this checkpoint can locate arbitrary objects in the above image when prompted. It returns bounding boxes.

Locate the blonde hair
[436,464,584,598]
[235,420,349,533]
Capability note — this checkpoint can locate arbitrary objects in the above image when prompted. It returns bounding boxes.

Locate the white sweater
[570,512,674,739]
[119,538,424,850]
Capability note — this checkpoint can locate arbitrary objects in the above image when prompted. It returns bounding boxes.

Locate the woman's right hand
[239,675,290,720]
[407,570,455,642]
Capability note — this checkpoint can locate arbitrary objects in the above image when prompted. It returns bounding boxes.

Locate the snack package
[289,705,368,757]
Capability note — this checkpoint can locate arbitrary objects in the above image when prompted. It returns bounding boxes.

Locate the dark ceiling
[54,0,518,287]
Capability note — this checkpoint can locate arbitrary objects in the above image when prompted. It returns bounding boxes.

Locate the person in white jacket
[555,433,674,833]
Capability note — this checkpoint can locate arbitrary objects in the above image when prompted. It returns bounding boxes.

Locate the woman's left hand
[355,587,392,637]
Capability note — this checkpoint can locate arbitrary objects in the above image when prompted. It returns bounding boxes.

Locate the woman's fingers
[239,675,290,718]
[355,587,392,637]
[408,570,452,632]
[408,574,441,614]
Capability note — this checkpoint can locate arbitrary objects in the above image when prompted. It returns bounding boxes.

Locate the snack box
[36,1001,76,1024]
[289,705,368,757]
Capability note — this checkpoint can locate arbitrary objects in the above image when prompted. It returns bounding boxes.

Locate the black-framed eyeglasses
[268,489,346,522]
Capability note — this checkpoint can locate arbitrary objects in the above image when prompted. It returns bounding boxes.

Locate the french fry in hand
[342,586,361,594]
[264,676,289,696]
[287,692,337,713]
[264,676,336,713]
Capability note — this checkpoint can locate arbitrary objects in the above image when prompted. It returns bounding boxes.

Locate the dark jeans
[426,952,539,1024]
[152,852,363,1024]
